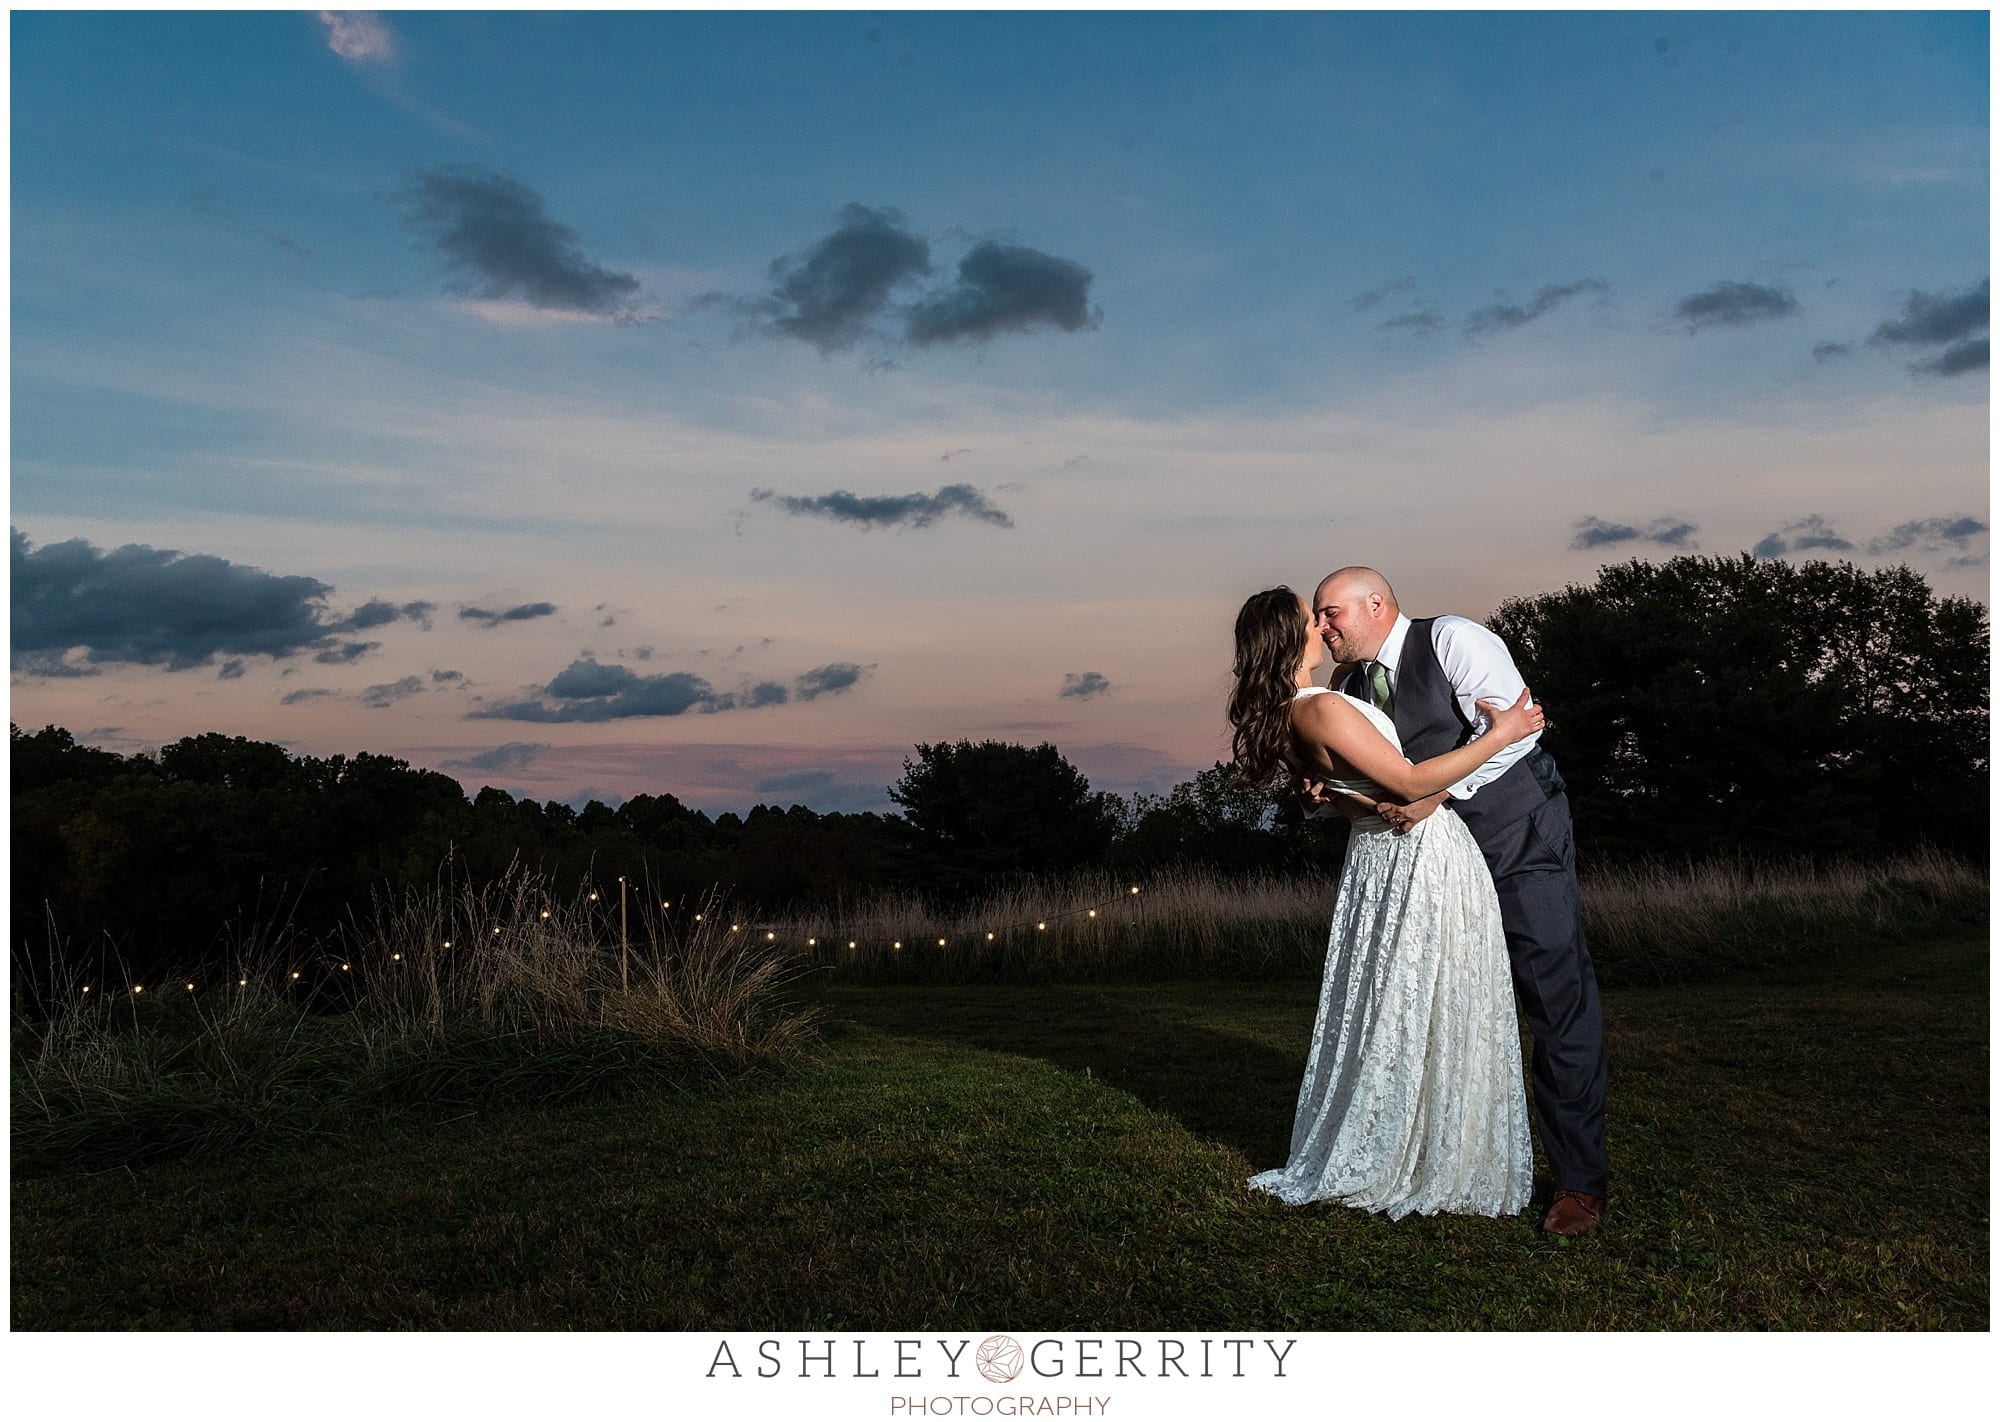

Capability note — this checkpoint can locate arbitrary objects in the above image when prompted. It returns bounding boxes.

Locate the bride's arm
[1293,689,1543,802]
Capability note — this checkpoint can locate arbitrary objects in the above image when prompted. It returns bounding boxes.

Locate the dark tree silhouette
[1487,555,1988,859]
[889,739,1118,889]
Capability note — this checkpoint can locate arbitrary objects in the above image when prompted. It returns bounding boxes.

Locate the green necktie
[1366,660,1394,715]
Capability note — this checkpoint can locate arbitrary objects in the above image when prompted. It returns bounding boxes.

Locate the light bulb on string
[133,985,144,994]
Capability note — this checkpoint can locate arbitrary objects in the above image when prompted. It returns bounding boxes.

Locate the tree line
[13,556,1986,984]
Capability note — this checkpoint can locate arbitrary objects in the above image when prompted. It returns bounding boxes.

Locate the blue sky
[10,10,1990,812]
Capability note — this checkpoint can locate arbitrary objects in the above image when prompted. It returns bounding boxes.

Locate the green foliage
[888,739,1119,887]
[1487,555,1988,859]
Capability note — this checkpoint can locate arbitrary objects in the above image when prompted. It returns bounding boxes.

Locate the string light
[1037,922,1046,931]
[442,940,452,949]
[238,978,247,986]
[986,932,995,940]
[893,941,902,950]
[661,901,670,910]
[340,963,351,972]
[937,937,947,947]
[1130,886,1141,895]
[848,941,857,949]
[766,931,775,941]
[730,924,740,933]
[694,913,703,922]
[186,982,195,991]
[493,926,501,935]
[81,985,91,994]
[291,972,301,980]
[808,937,817,946]
[588,892,599,902]
[133,985,144,994]
[540,910,551,921]
[392,953,402,962]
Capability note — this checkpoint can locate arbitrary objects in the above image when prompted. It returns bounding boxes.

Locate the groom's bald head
[1312,567,1400,662]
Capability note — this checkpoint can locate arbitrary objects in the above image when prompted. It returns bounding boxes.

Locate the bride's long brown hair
[1228,587,1310,790]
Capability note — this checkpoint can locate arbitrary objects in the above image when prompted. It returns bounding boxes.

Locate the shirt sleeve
[1430,615,1540,800]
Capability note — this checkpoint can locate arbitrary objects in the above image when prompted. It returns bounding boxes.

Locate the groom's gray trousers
[1350,617,1609,1199]
[1472,787,1609,1199]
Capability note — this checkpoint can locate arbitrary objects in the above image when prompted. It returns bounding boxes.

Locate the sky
[8,9,1991,815]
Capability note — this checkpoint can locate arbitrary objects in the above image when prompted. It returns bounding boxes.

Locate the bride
[1229,587,1539,1219]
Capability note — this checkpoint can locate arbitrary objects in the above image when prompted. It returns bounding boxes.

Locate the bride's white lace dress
[1249,687,1532,1219]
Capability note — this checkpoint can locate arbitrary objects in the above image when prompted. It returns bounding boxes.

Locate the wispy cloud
[459,601,558,628]
[1753,514,1855,559]
[442,740,549,773]
[403,166,642,318]
[1058,671,1113,701]
[1866,514,1988,567]
[748,483,1013,530]
[1465,279,1607,337]
[1811,341,1852,363]
[1675,280,1799,331]
[360,674,425,708]
[316,11,394,65]
[794,662,872,700]
[1380,309,1443,335]
[906,241,1099,346]
[470,656,871,723]
[1569,515,1698,550]
[1348,276,1415,313]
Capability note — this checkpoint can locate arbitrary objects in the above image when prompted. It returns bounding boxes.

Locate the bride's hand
[1477,687,1546,745]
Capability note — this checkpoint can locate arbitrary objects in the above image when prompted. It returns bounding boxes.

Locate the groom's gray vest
[1346,618,1564,847]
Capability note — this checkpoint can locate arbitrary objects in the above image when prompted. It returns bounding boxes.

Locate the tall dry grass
[760,848,1988,984]
[12,864,818,1176]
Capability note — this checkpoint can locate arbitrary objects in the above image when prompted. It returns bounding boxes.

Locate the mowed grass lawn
[13,930,1986,1330]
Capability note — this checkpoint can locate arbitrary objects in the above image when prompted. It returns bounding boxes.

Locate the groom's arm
[1432,615,1541,800]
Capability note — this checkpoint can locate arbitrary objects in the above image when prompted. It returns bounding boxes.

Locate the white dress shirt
[1367,612,1540,801]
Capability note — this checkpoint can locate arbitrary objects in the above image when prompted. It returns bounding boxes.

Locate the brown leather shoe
[1541,1190,1605,1238]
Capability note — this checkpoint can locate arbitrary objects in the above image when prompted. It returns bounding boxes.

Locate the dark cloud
[360,675,426,708]
[1674,280,1799,331]
[218,659,247,681]
[442,741,549,773]
[1059,671,1113,701]
[1569,516,1699,551]
[471,654,869,723]
[313,641,379,665]
[1380,310,1443,334]
[748,483,1013,530]
[1348,277,1416,313]
[342,598,436,631]
[11,529,396,674]
[1870,279,1988,347]
[280,688,337,705]
[793,662,871,700]
[459,601,559,628]
[473,660,717,722]
[1811,341,1852,363]
[1911,338,1988,377]
[756,204,931,352]
[1464,279,1608,336]
[403,166,641,316]
[1867,516,1988,565]
[906,241,1098,346]
[1867,280,1989,377]
[1753,515,1855,560]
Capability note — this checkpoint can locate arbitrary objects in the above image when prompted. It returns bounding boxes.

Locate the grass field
[12,925,1986,1330]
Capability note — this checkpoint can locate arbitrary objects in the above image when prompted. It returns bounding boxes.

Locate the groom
[1309,566,1609,1237]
